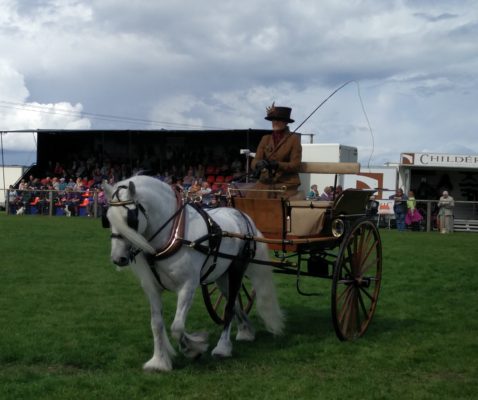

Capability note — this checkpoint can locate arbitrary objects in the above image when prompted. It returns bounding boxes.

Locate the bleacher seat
[29,197,40,215]
[78,198,90,216]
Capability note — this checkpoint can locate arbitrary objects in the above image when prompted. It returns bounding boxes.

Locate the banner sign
[377,200,395,215]
[401,153,478,169]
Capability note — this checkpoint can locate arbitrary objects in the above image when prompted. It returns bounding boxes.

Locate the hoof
[211,341,233,358]
[143,357,172,372]
[236,328,255,342]
[180,332,209,359]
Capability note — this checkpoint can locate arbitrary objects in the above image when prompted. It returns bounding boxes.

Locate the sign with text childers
[401,153,478,169]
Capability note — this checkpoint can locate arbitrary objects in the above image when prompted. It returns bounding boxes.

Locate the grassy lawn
[0,214,477,399]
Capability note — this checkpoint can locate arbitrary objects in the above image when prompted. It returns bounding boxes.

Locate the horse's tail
[246,242,285,335]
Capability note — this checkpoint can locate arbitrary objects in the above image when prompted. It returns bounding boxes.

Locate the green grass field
[0,214,477,399]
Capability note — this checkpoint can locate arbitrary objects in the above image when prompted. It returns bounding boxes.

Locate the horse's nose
[113,256,129,267]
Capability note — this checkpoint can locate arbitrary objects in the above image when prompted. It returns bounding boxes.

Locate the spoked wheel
[331,219,382,341]
[201,278,256,325]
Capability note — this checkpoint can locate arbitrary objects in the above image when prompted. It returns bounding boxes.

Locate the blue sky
[1,0,477,166]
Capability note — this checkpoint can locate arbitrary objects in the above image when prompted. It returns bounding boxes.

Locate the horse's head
[103,179,156,267]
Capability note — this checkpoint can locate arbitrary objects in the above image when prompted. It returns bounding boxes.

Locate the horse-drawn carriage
[202,161,382,341]
[103,161,382,371]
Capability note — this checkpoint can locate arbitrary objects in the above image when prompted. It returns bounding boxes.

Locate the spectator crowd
[7,151,248,216]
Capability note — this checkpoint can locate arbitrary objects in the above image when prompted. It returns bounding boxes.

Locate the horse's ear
[103,181,114,200]
[129,181,136,197]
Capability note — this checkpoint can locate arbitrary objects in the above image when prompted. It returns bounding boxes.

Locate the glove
[268,160,278,170]
[255,160,269,171]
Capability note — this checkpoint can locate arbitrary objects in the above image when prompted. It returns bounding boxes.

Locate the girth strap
[180,202,223,284]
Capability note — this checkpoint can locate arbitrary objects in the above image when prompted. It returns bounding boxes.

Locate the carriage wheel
[331,219,382,341]
[201,279,256,325]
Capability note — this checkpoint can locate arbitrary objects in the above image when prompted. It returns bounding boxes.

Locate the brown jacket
[250,130,302,198]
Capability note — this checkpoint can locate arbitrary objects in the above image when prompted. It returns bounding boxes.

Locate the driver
[250,102,302,199]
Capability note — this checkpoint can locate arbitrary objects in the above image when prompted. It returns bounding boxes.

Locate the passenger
[250,102,302,199]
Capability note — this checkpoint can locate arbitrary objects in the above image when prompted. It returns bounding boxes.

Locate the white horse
[103,175,284,371]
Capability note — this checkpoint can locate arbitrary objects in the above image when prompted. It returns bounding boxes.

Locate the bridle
[102,185,147,236]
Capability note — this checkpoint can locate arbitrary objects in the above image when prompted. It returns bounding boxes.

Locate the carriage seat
[287,200,331,237]
[232,197,332,238]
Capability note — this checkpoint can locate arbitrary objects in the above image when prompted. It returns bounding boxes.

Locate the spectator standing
[367,195,380,218]
[8,185,19,214]
[405,190,423,231]
[390,188,408,231]
[438,190,455,233]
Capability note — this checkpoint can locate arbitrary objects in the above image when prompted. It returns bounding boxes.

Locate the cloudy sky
[1,0,477,166]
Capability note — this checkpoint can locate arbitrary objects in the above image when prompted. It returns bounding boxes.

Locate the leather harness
[107,186,256,286]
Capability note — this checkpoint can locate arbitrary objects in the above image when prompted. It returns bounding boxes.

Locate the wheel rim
[332,220,382,340]
[202,279,256,325]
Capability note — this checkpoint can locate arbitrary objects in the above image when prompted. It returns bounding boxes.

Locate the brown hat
[265,102,294,123]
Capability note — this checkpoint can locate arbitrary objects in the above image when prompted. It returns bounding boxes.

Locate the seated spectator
[188,179,201,194]
[319,186,333,201]
[334,185,343,198]
[183,168,195,187]
[66,178,75,189]
[62,188,81,216]
[18,179,28,190]
[74,177,84,191]
[58,178,67,191]
[51,177,60,190]
[199,181,212,196]
[307,184,319,200]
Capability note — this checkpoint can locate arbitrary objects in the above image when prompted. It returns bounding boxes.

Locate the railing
[4,189,104,218]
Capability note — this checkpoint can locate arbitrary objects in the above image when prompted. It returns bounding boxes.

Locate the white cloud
[0,60,90,151]
[0,0,477,165]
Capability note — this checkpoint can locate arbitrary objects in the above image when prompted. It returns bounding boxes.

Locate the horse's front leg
[130,260,176,372]
[171,283,209,359]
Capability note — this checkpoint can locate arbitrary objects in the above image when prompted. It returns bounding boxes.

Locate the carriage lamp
[331,218,345,238]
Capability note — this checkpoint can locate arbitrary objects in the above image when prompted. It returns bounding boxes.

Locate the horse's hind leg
[235,307,255,342]
[171,284,209,359]
[212,262,246,358]
[213,274,255,341]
